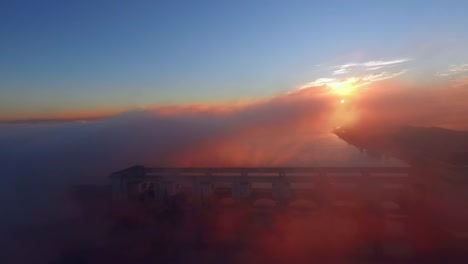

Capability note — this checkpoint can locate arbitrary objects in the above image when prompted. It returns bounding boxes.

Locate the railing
[110,166,411,203]
[111,165,410,177]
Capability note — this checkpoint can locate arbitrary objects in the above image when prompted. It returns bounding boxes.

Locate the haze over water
[1,1,468,262]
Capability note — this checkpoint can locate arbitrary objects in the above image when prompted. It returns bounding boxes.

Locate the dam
[110,166,413,209]
[108,165,468,259]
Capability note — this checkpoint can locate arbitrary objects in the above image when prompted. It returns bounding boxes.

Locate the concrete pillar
[360,171,379,202]
[200,181,213,205]
[232,180,241,202]
[190,171,214,206]
[111,177,124,200]
[121,178,129,200]
[239,182,251,200]
[154,182,162,202]
[315,171,329,207]
[272,180,290,206]
[154,181,175,205]
[232,179,251,202]
[192,179,201,205]
[408,168,427,205]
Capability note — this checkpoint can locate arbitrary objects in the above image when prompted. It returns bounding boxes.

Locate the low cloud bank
[352,81,468,129]
[0,80,467,229]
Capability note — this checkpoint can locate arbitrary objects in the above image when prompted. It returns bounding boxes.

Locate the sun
[340,99,345,104]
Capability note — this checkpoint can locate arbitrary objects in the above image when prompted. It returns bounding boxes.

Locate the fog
[1,81,468,229]
[1,82,467,264]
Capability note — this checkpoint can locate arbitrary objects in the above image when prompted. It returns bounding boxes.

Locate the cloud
[452,76,468,88]
[298,70,408,91]
[436,64,468,87]
[361,59,410,68]
[0,92,338,229]
[366,66,383,71]
[301,58,410,92]
[2,77,468,237]
[332,68,349,75]
[298,78,336,89]
[436,63,468,77]
[352,81,468,129]
[333,58,411,72]
[362,69,408,82]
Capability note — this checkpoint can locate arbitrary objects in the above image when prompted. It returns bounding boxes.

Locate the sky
[2,1,468,248]
[1,0,468,120]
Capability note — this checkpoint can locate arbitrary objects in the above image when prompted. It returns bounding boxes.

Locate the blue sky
[1,0,468,120]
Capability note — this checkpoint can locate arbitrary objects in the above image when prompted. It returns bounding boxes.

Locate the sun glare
[327,78,360,96]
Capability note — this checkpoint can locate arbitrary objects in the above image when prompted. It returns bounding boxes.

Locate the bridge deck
[110,166,412,202]
[112,166,410,178]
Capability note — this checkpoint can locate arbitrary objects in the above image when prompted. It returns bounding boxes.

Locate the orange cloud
[125,88,336,167]
[349,80,468,129]
[4,78,466,169]
[150,79,468,167]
